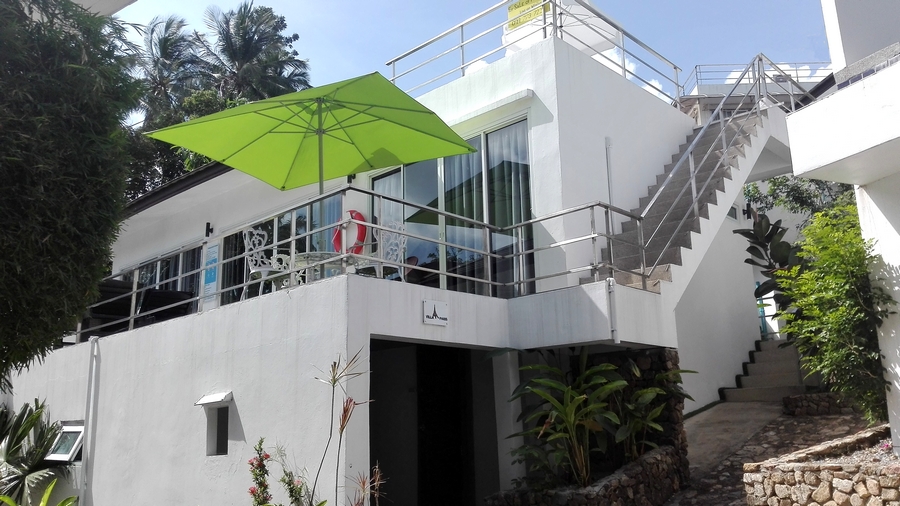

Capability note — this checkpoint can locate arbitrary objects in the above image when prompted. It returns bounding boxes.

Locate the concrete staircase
[602,111,766,292]
[720,339,805,402]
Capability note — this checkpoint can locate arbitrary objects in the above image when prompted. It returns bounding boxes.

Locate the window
[123,246,202,313]
[46,424,84,462]
[372,119,534,297]
[196,391,233,456]
[208,406,229,456]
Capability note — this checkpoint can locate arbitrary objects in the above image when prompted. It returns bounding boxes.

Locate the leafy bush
[511,349,626,488]
[0,0,140,388]
[509,348,692,489]
[776,205,895,423]
[733,213,800,311]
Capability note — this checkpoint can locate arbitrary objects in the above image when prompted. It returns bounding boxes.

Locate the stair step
[751,347,799,363]
[756,339,792,352]
[738,371,802,388]
[745,360,801,376]
[721,385,805,402]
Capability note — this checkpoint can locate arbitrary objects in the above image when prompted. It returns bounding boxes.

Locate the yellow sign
[507,0,550,31]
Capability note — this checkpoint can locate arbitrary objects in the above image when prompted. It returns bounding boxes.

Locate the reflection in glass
[487,121,533,298]
[444,136,486,294]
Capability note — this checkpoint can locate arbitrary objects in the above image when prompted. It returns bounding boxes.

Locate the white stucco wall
[787,64,900,186]
[821,0,900,71]
[12,277,351,506]
[856,173,900,451]
[673,214,763,412]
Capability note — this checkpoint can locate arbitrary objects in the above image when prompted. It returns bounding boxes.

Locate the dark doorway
[370,340,500,506]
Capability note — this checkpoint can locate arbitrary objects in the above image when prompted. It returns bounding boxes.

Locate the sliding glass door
[372,119,533,296]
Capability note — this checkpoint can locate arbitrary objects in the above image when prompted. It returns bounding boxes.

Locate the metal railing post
[637,219,647,290]
[128,270,138,330]
[516,227,527,296]
[689,151,699,219]
[620,39,627,78]
[604,208,614,279]
[483,225,492,296]
[590,207,599,282]
[460,27,466,77]
[550,0,558,38]
[674,67,681,108]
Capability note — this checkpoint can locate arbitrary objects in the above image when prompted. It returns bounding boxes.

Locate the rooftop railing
[681,61,832,97]
[385,0,683,104]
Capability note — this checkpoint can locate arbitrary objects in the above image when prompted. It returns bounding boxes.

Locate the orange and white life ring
[332,210,367,254]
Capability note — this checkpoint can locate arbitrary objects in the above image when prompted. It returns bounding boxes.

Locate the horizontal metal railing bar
[404,29,544,94]
[556,24,678,100]
[390,8,543,84]
[386,0,517,66]
[569,0,679,72]
[497,198,640,232]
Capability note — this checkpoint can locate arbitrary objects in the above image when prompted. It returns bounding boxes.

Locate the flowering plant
[249,438,273,506]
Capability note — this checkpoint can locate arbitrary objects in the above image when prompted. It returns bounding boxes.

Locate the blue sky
[117,0,830,88]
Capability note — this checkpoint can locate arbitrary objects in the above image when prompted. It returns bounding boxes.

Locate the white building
[787,0,900,452]
[9,1,823,504]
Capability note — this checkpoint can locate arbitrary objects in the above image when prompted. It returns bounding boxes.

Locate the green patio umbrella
[146,72,475,193]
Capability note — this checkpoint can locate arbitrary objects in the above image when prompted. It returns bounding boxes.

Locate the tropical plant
[134,15,201,125]
[0,401,68,503]
[511,348,627,488]
[610,367,693,461]
[733,213,801,311]
[194,1,310,101]
[0,0,140,390]
[0,478,76,506]
[776,204,895,423]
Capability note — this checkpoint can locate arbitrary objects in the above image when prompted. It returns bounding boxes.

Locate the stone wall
[743,424,892,506]
[783,392,860,416]
[486,446,683,506]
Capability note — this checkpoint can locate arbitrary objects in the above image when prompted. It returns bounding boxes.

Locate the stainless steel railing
[73,185,649,341]
[681,61,831,97]
[640,54,817,277]
[385,0,682,103]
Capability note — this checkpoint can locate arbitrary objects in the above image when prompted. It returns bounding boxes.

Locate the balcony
[788,54,900,185]
[73,185,652,342]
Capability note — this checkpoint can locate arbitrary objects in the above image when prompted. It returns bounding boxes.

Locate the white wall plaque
[423,300,449,327]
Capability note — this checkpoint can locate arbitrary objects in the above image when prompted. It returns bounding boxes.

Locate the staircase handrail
[638,54,814,277]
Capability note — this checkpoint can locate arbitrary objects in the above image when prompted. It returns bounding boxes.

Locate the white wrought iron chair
[241,229,281,299]
[354,221,413,282]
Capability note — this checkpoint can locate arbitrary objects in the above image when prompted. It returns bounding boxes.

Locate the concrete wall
[12,277,350,506]
[821,0,900,71]
[856,173,900,451]
[673,214,763,412]
[788,64,900,186]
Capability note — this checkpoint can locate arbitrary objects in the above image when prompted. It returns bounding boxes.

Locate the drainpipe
[607,278,619,343]
[81,337,100,506]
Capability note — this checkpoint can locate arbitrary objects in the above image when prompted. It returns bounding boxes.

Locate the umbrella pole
[316,99,327,257]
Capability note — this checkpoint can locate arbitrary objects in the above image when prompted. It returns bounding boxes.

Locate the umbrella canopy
[146,72,475,192]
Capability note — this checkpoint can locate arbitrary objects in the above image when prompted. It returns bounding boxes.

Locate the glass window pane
[403,159,439,286]
[445,136,486,294]
[487,121,534,298]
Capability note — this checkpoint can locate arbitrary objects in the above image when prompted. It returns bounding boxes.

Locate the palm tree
[194,2,310,101]
[135,15,201,126]
[0,401,66,504]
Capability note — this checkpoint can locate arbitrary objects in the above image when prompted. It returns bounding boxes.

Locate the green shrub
[777,205,895,423]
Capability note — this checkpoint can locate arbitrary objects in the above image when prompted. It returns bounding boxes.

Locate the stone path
[664,411,871,505]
